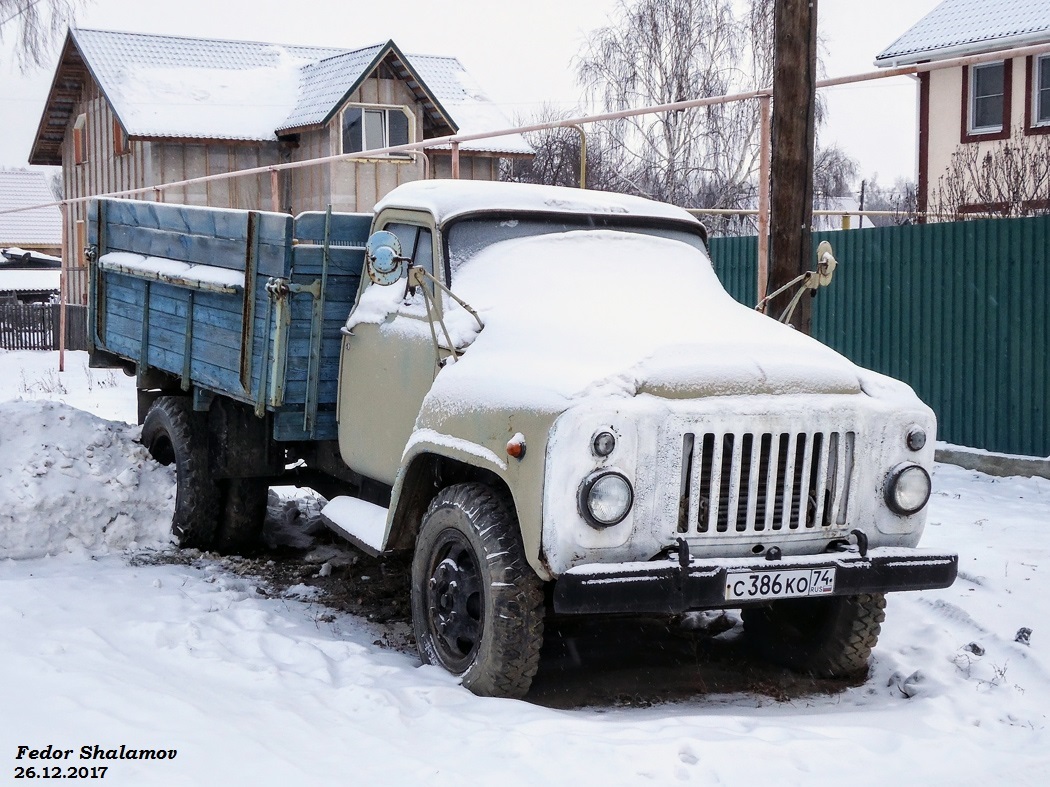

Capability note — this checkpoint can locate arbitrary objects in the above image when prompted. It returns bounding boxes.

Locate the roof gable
[29,28,531,164]
[876,0,1050,65]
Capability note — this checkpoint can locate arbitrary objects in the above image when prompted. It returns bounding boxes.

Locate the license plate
[725,567,836,601]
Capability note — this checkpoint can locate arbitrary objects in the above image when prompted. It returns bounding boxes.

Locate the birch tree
[0,0,82,70]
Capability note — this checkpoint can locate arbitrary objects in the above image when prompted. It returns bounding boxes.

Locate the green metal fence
[709,216,1050,457]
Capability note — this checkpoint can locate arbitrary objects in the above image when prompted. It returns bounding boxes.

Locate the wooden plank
[273,409,338,441]
[293,212,371,245]
[291,247,365,275]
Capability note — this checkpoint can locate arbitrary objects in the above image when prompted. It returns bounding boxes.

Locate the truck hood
[423,230,865,413]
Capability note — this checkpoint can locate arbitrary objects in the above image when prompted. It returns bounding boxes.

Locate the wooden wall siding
[62,79,150,304]
[151,142,278,210]
[431,154,498,181]
[323,76,426,212]
[287,126,332,215]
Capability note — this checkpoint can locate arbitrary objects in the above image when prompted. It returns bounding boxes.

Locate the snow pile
[0,400,175,559]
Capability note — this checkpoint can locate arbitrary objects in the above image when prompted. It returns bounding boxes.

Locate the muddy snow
[1,350,1048,786]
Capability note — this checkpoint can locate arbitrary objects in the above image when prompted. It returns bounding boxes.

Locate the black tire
[741,593,887,678]
[140,396,221,550]
[214,478,268,554]
[411,483,545,698]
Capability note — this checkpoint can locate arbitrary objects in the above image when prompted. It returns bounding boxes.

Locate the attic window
[73,114,87,165]
[969,62,1005,134]
[341,105,411,157]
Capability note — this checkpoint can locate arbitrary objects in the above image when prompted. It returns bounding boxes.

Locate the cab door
[337,219,441,486]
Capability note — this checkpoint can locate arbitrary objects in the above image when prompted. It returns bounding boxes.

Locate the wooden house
[28,29,532,301]
[875,0,1050,216]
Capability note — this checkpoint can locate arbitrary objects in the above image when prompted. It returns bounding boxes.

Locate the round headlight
[592,430,616,457]
[907,427,927,451]
[579,472,634,527]
[885,464,932,515]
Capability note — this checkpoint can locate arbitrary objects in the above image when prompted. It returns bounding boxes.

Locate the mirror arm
[408,266,485,331]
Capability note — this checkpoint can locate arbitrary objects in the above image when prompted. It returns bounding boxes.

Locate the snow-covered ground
[1,350,1048,786]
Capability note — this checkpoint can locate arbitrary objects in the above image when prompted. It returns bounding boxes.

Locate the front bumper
[552,546,958,615]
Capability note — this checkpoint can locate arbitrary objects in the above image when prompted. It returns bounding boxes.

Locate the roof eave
[875,29,1050,67]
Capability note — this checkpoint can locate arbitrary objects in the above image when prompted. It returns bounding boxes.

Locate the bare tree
[861,176,917,226]
[501,106,619,191]
[931,127,1050,220]
[0,0,82,71]
[558,0,857,237]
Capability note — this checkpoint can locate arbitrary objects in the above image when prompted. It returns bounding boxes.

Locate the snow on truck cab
[87,179,957,698]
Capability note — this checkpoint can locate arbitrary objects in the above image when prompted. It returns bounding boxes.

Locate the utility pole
[768,0,819,334]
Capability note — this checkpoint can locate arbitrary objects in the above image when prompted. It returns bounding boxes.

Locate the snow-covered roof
[876,0,1050,66]
[375,180,703,226]
[0,170,62,247]
[32,29,529,160]
[0,268,61,292]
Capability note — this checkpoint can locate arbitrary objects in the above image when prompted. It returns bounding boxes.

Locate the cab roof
[374,180,702,227]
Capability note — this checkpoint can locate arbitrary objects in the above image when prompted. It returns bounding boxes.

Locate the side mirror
[365,230,408,286]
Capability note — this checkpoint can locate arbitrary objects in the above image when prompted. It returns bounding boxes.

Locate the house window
[73,114,87,165]
[341,106,411,156]
[112,118,130,156]
[970,62,1005,133]
[1035,55,1050,126]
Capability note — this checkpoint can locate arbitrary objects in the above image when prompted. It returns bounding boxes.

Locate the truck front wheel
[741,593,887,678]
[141,396,221,550]
[410,483,544,698]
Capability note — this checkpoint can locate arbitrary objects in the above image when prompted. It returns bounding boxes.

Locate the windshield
[445,214,709,280]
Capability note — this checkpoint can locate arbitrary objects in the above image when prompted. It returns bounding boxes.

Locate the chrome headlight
[579,471,633,528]
[885,464,932,515]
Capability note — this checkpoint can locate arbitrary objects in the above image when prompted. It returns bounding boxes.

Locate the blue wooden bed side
[88,199,371,442]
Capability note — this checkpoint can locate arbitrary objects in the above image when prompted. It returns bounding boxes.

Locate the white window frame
[340,103,414,158]
[1034,54,1050,127]
[970,61,1006,134]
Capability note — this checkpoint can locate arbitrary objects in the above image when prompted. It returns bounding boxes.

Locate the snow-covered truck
[87,180,957,697]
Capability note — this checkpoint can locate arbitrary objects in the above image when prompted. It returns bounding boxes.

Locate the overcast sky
[0,0,943,191]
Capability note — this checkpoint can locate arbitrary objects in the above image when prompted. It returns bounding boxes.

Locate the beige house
[875,0,1050,215]
[29,28,532,300]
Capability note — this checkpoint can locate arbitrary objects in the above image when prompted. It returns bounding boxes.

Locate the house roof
[0,268,61,293]
[0,170,63,247]
[876,0,1050,66]
[29,28,531,165]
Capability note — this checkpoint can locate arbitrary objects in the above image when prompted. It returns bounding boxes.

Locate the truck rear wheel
[410,483,544,698]
[215,478,268,554]
[741,593,887,678]
[141,396,221,550]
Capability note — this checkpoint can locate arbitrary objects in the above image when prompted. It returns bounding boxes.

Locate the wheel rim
[424,528,484,672]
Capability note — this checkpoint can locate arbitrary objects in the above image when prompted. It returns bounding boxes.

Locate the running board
[319,496,388,557]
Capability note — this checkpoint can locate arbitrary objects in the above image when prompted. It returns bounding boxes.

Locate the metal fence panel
[710,216,1050,456]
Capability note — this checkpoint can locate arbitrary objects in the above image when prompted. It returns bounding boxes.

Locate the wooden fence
[0,302,88,351]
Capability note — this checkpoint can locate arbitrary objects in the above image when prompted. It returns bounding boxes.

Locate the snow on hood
[425,230,862,413]
[0,400,175,559]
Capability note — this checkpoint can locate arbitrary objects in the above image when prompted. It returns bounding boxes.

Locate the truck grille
[677,431,854,535]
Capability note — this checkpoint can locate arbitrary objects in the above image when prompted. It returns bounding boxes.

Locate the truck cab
[323,180,957,696]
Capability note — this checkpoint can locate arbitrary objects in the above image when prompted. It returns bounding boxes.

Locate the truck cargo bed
[88,199,369,441]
